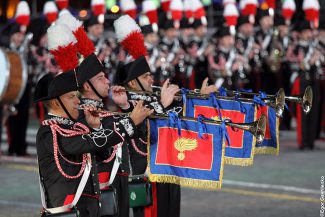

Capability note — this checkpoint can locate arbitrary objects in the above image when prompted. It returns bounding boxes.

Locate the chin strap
[87,81,104,99]
[135,78,146,91]
[57,97,76,123]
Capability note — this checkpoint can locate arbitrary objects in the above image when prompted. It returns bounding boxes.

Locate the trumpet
[285,86,313,114]
[212,86,313,114]
[78,107,266,144]
[147,86,285,118]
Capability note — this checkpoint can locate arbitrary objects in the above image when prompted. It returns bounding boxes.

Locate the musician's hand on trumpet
[200,78,217,95]
[160,79,180,108]
[111,86,130,110]
[129,100,154,125]
[82,104,102,129]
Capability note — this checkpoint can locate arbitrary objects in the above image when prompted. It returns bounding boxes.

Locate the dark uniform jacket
[79,98,136,188]
[36,114,126,207]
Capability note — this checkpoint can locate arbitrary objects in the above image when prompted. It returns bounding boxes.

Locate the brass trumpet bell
[270,88,285,117]
[228,114,266,144]
[285,86,313,114]
[302,86,313,114]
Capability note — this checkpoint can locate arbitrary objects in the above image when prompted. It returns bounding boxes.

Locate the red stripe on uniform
[144,182,157,217]
[291,77,302,147]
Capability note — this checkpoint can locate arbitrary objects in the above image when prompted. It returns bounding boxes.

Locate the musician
[273,14,292,130]
[115,55,180,217]
[85,12,118,80]
[290,20,322,150]
[235,15,255,89]
[35,69,117,216]
[255,8,276,93]
[188,18,210,89]
[77,53,153,217]
[116,55,216,217]
[140,16,161,86]
[179,17,195,47]
[29,18,60,123]
[207,25,242,89]
[2,4,32,156]
[158,17,181,84]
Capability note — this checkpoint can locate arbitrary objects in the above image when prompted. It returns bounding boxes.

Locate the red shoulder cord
[46,122,90,179]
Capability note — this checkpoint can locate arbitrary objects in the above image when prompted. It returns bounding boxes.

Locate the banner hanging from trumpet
[254,105,279,155]
[147,114,226,190]
[184,95,256,166]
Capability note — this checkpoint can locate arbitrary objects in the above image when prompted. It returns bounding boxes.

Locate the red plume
[120,31,147,59]
[50,43,79,72]
[73,27,95,57]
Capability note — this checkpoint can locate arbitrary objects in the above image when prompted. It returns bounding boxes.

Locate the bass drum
[0,48,27,105]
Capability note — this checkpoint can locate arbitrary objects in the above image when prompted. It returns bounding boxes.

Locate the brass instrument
[285,86,313,114]
[78,108,267,144]
[268,28,283,73]
[216,86,313,114]
[148,86,285,118]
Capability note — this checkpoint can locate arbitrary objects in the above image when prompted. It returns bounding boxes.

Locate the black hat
[1,20,26,36]
[34,70,78,102]
[180,17,191,29]
[85,14,104,29]
[76,53,104,86]
[33,73,55,102]
[274,14,285,27]
[29,18,49,46]
[192,19,204,29]
[295,20,312,32]
[162,18,176,30]
[217,26,232,38]
[141,24,155,35]
[115,56,151,85]
[237,16,251,28]
[257,9,271,21]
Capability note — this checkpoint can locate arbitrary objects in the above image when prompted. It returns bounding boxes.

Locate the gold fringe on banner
[224,109,257,166]
[224,136,256,166]
[147,119,226,190]
[254,117,280,156]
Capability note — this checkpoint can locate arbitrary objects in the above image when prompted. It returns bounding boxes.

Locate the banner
[147,115,226,190]
[184,95,256,166]
[254,105,280,155]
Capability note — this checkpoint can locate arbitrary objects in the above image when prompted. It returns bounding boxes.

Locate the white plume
[91,0,105,6]
[282,0,296,11]
[114,15,141,42]
[47,24,77,50]
[303,0,320,10]
[56,13,82,32]
[43,1,58,14]
[120,0,137,11]
[15,1,30,17]
[142,0,157,12]
[170,0,183,11]
[223,3,239,16]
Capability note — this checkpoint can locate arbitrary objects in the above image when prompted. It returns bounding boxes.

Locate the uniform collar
[80,98,104,109]
[43,113,75,126]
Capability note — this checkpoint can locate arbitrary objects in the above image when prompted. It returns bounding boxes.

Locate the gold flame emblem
[211,116,231,121]
[174,138,198,161]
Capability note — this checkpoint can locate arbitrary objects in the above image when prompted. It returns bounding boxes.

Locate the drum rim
[14,53,28,104]
[0,48,11,101]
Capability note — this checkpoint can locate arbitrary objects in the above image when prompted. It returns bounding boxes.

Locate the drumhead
[14,54,28,104]
[0,48,10,101]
